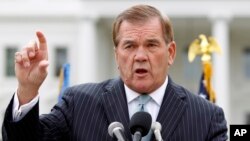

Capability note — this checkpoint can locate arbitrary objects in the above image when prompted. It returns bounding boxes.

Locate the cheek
[151,54,168,72]
[117,54,133,74]
[116,52,125,66]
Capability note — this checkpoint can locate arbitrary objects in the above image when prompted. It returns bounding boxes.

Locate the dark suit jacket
[2,77,228,141]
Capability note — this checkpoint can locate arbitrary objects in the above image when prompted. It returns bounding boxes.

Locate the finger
[38,60,49,74]
[15,52,22,63]
[26,40,37,58]
[36,31,47,51]
[34,41,38,54]
[20,50,30,68]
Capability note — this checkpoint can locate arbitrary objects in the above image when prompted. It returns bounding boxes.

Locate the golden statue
[188,34,221,62]
[188,34,221,103]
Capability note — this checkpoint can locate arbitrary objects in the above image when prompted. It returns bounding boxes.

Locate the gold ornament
[188,34,221,62]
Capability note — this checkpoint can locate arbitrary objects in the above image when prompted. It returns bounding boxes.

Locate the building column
[75,16,98,84]
[0,44,3,83]
[210,14,231,122]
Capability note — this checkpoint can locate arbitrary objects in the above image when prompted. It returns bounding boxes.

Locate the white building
[1,0,250,139]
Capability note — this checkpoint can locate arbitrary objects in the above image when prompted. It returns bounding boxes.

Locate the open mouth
[135,68,148,74]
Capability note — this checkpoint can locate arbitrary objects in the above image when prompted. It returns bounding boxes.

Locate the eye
[125,45,132,49]
[124,43,136,49]
[148,43,157,48]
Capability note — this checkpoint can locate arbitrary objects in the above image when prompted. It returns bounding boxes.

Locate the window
[183,46,201,81]
[243,48,250,79]
[54,47,68,77]
[5,47,18,77]
[246,112,250,124]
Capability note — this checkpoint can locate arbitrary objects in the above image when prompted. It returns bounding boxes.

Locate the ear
[167,41,176,66]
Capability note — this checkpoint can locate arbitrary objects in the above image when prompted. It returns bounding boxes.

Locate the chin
[134,84,151,93]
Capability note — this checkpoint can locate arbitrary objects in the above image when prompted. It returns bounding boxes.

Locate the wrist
[17,85,39,105]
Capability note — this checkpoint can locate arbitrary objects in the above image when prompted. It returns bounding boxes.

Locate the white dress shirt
[12,92,39,121]
[125,76,168,122]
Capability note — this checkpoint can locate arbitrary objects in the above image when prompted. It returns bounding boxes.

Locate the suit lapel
[101,78,132,140]
[156,78,187,140]
[101,78,187,141]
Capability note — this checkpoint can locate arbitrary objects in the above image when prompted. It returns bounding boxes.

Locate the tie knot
[139,95,151,105]
[138,95,151,111]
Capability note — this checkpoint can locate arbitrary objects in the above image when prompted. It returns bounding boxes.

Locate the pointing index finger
[36,31,47,51]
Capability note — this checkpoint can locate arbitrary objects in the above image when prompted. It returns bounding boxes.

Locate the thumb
[38,60,49,75]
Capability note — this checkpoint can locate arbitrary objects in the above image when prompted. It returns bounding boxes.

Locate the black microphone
[108,122,127,141]
[151,122,163,141]
[129,111,152,141]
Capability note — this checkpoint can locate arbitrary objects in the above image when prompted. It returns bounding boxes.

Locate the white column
[75,16,98,84]
[210,14,231,122]
[0,44,3,83]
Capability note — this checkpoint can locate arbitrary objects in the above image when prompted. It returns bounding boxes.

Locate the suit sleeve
[2,88,74,141]
[2,96,40,141]
[206,106,228,141]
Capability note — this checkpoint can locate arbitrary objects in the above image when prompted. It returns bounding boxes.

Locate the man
[2,4,228,141]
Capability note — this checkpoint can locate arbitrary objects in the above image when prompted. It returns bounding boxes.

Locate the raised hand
[15,31,49,105]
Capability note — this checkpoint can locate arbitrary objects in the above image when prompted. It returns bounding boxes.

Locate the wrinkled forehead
[116,18,164,41]
[119,16,162,31]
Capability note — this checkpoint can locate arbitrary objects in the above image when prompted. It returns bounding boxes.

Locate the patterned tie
[138,95,152,141]
[138,95,151,112]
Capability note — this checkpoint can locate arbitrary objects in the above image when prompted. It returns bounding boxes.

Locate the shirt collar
[125,85,140,104]
[125,76,168,106]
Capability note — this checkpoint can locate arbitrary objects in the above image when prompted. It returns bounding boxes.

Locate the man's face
[115,17,176,93]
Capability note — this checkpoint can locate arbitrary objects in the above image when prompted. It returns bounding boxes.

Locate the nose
[134,47,148,62]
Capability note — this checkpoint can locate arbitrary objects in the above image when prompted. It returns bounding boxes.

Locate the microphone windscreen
[108,122,124,137]
[129,111,152,136]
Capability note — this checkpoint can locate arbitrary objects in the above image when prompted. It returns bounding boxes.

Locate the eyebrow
[119,38,161,46]
[121,40,135,45]
[146,38,160,44]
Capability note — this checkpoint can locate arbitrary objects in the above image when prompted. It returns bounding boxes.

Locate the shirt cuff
[12,92,39,122]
